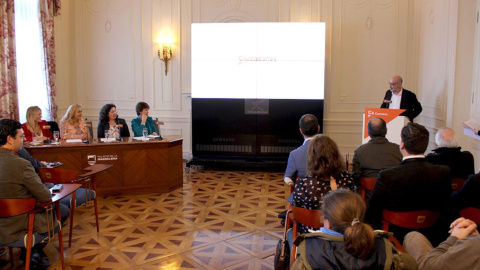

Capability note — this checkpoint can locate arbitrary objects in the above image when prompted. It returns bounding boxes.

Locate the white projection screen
[191,22,326,100]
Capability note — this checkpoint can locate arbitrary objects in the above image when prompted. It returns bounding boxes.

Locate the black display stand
[187,98,324,169]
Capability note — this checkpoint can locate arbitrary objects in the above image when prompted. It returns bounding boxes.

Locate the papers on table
[66,139,83,143]
[100,138,116,142]
[133,137,151,141]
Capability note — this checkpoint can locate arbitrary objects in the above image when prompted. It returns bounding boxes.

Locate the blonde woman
[60,104,88,140]
[22,106,52,142]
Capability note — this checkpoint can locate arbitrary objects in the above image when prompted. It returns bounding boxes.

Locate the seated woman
[22,106,52,142]
[131,102,158,137]
[60,104,88,140]
[291,189,417,270]
[97,103,130,139]
[291,134,356,234]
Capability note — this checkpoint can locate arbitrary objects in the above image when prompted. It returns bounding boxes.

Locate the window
[15,0,49,123]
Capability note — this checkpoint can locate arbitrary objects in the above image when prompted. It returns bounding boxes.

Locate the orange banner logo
[364,108,405,139]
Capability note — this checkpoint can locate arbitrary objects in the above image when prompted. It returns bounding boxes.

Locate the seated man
[451,172,480,210]
[365,123,452,245]
[403,217,480,270]
[284,114,320,186]
[352,117,402,192]
[0,119,55,269]
[426,127,474,179]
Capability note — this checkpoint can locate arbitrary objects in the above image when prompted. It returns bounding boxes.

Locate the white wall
[54,0,480,168]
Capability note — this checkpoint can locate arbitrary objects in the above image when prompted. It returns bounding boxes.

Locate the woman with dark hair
[131,102,158,137]
[291,189,417,269]
[97,104,130,138]
[291,134,356,233]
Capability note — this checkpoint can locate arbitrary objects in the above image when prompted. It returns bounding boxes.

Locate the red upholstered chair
[359,177,377,202]
[451,178,466,192]
[460,207,480,225]
[287,205,324,265]
[381,209,440,252]
[38,167,88,247]
[0,198,65,270]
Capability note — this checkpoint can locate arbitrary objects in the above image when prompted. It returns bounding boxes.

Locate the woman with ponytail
[291,189,417,270]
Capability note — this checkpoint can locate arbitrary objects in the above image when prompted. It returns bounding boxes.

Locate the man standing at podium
[381,75,422,122]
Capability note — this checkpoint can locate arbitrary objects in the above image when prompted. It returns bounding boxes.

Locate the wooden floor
[1,167,289,270]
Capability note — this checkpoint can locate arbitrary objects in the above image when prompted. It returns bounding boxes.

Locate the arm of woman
[60,119,68,139]
[22,123,34,142]
[147,117,158,135]
[97,122,106,138]
[131,117,145,137]
[118,118,130,137]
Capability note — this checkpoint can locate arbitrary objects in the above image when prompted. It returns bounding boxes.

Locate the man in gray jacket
[0,119,53,269]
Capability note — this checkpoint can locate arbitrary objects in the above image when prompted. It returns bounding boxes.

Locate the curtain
[0,0,19,120]
[39,0,60,120]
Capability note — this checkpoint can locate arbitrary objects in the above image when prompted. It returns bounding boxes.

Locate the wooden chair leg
[56,203,65,270]
[8,247,14,268]
[69,192,76,247]
[92,177,99,232]
[26,213,35,270]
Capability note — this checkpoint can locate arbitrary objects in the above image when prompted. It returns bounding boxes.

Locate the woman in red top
[22,106,52,142]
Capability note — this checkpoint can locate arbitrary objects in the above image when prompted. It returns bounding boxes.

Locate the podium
[362,108,409,145]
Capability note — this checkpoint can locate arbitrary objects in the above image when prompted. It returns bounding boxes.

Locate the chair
[0,198,65,270]
[287,205,323,265]
[451,178,466,192]
[359,177,376,201]
[38,167,93,247]
[460,207,480,225]
[47,121,59,133]
[381,209,440,252]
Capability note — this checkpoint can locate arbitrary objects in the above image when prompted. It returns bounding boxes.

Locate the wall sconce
[158,42,173,76]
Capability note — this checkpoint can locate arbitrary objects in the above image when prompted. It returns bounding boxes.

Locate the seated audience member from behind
[403,217,480,270]
[0,119,57,269]
[284,114,320,186]
[365,123,452,245]
[131,102,158,137]
[97,103,131,139]
[451,172,480,211]
[352,117,402,192]
[381,75,422,122]
[287,135,356,249]
[291,189,417,270]
[425,127,474,179]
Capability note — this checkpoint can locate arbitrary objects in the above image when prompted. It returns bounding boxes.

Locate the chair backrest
[289,206,324,230]
[0,198,36,217]
[382,209,440,231]
[451,178,466,192]
[460,207,480,225]
[38,167,79,184]
[359,177,376,201]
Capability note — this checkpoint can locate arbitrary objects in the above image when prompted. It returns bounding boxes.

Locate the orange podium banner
[364,108,405,139]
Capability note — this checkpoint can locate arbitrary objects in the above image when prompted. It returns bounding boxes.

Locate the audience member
[0,119,56,269]
[403,217,479,270]
[425,127,474,179]
[381,75,422,122]
[291,190,417,270]
[131,102,158,137]
[22,106,52,142]
[60,104,89,140]
[365,123,452,244]
[97,103,130,139]
[451,172,480,210]
[352,117,402,192]
[284,114,320,186]
[291,134,356,234]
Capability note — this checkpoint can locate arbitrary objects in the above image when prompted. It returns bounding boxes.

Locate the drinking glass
[105,130,110,143]
[142,128,148,141]
[53,131,60,143]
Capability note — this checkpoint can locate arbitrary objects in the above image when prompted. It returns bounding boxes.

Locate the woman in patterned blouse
[292,134,356,233]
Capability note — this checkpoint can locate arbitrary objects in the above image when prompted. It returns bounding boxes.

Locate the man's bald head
[367,117,387,138]
[435,127,458,148]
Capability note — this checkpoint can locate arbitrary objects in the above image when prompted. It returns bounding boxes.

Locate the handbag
[274,210,291,270]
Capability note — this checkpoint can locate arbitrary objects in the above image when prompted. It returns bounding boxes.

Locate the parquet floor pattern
[1,168,290,270]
